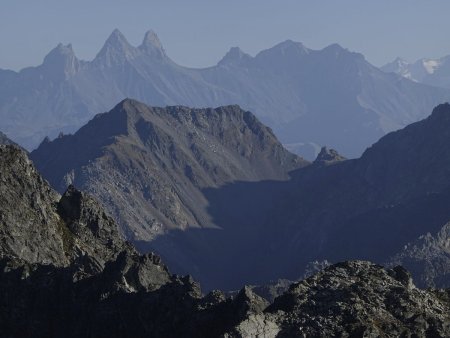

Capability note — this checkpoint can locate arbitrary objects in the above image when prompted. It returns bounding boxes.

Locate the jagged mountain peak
[140,30,167,59]
[218,47,252,66]
[313,146,346,165]
[259,39,309,56]
[321,43,364,60]
[429,102,450,121]
[41,42,80,78]
[94,29,138,65]
[394,56,409,64]
[142,30,163,49]
[106,28,129,45]
[322,42,345,52]
[46,42,75,55]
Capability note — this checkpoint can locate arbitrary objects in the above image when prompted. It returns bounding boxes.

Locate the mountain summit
[382,54,450,89]
[218,47,252,66]
[140,30,166,58]
[94,29,138,65]
[2,30,450,158]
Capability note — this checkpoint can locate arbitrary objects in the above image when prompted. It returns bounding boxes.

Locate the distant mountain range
[32,100,450,291]
[2,29,450,158]
[382,55,450,89]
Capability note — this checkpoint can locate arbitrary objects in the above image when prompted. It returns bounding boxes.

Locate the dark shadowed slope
[5,145,449,337]
[31,99,305,241]
[32,101,450,290]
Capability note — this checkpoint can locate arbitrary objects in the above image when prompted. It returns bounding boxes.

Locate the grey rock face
[1,147,450,336]
[31,102,450,291]
[2,30,450,159]
[30,99,307,290]
[260,261,450,337]
[224,262,450,338]
[0,145,68,264]
[0,144,165,276]
[313,146,346,166]
[387,221,450,288]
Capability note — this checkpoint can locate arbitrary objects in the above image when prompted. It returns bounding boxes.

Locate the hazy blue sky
[1,0,450,71]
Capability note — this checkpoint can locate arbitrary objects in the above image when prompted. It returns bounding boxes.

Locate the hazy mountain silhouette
[382,55,450,89]
[2,29,450,159]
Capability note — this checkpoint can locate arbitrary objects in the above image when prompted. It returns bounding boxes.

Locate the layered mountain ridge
[2,29,450,159]
[32,100,450,291]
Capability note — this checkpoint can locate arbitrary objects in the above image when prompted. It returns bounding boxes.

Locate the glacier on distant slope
[382,55,450,90]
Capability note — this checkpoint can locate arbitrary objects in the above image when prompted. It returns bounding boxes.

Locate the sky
[1,0,450,71]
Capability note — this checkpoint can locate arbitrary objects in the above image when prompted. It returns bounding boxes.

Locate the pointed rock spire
[42,43,80,79]
[95,29,138,66]
[139,30,166,59]
[314,146,346,166]
[218,47,252,66]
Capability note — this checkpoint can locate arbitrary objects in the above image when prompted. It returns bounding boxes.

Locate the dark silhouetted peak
[323,43,345,53]
[95,29,138,66]
[139,30,166,59]
[229,286,270,321]
[257,40,309,58]
[314,146,346,165]
[322,43,364,61]
[429,102,450,122]
[274,40,309,53]
[42,43,80,78]
[255,40,310,67]
[37,136,51,149]
[218,47,252,66]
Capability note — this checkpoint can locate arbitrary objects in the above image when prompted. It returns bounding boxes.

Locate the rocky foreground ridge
[1,144,450,337]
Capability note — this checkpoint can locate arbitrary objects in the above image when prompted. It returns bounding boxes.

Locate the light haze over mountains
[1,29,450,159]
[382,55,450,89]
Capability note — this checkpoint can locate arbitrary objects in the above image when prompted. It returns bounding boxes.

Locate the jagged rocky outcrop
[313,146,346,166]
[2,29,450,159]
[5,144,450,337]
[0,145,189,336]
[226,261,450,337]
[387,221,450,288]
